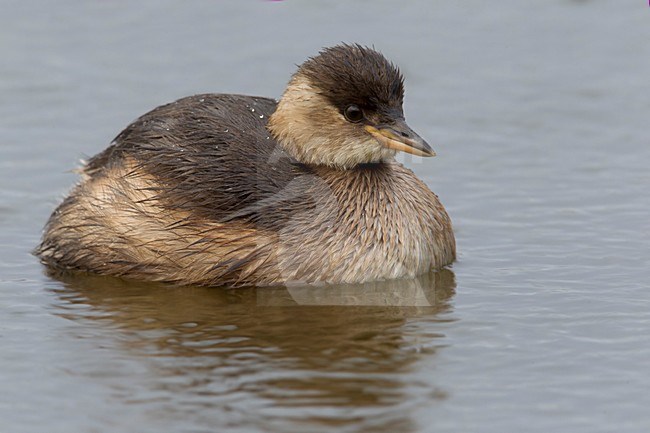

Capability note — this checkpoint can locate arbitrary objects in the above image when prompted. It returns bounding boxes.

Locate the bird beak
[365,119,435,157]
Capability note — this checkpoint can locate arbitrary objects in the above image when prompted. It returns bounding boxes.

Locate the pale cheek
[338,137,389,164]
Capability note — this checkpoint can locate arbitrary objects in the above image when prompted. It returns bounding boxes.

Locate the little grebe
[37,44,455,287]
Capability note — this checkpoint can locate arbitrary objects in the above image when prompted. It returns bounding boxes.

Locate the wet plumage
[36,44,455,286]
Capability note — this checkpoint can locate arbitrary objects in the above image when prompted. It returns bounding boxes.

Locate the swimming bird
[36,44,455,287]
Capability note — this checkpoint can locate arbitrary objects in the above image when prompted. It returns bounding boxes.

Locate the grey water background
[1,1,649,432]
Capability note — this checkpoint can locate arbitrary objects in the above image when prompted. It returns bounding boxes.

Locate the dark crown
[298,44,405,111]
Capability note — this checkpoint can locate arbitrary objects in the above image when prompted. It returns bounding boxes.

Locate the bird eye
[343,104,364,123]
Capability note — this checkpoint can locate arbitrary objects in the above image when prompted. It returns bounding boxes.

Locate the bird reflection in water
[48,270,456,433]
